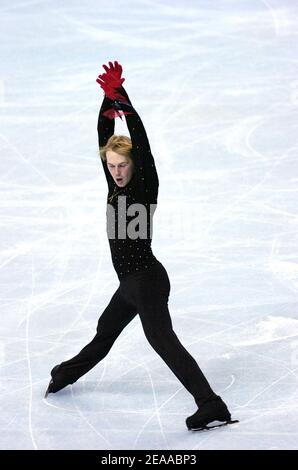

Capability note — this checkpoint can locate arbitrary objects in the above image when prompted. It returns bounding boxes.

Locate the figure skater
[45,60,238,431]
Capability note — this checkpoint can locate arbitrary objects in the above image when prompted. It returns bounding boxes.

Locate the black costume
[99,86,159,279]
[46,86,219,409]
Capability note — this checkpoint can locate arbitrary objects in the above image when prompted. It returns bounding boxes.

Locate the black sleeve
[112,86,159,194]
[97,94,115,191]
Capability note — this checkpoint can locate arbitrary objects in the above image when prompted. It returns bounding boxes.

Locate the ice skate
[186,396,239,431]
[44,364,66,398]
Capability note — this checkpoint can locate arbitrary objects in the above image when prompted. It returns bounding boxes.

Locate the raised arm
[96,61,159,196]
[112,85,159,194]
[97,94,116,191]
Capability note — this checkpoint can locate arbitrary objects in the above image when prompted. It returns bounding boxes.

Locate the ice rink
[1,0,298,450]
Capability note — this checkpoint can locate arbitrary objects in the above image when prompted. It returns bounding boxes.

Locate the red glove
[96,60,132,119]
[102,60,124,88]
[97,77,126,101]
[96,60,127,100]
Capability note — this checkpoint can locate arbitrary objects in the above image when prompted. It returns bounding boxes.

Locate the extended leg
[134,268,236,429]
[139,299,217,407]
[46,286,137,394]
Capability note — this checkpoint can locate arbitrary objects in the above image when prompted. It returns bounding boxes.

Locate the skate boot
[44,364,70,398]
[186,396,239,431]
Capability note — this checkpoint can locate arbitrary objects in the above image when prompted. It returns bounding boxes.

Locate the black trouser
[53,261,217,406]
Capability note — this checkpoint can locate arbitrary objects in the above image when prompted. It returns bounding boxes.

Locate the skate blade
[189,419,239,432]
[44,378,53,398]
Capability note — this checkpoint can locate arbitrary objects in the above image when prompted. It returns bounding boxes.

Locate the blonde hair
[99,135,133,162]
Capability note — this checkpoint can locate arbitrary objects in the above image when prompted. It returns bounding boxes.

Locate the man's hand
[96,60,126,100]
[96,60,133,119]
[102,60,124,87]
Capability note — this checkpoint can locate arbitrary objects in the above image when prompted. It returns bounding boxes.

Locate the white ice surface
[0,0,298,450]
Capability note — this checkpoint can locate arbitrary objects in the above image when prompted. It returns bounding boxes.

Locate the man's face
[106,150,134,187]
